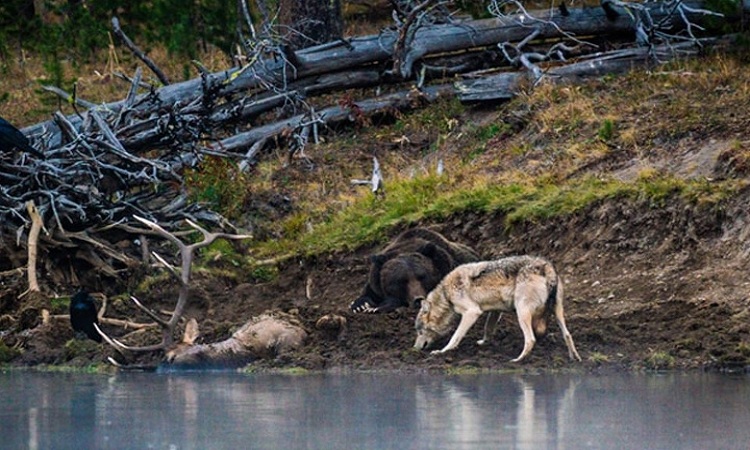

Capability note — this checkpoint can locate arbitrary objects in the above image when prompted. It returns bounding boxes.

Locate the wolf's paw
[476,339,488,346]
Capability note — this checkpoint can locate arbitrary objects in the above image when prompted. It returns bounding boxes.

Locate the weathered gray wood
[455,38,724,102]
[455,71,523,102]
[242,0,735,80]
[218,84,455,155]
[111,17,170,85]
[115,59,496,150]
[23,0,737,146]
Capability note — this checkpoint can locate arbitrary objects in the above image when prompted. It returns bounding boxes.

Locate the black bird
[69,290,102,343]
[0,116,44,158]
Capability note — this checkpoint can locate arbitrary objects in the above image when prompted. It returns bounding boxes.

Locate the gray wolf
[413,255,582,362]
[350,227,480,313]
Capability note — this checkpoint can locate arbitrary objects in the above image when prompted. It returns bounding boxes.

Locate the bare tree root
[22,201,43,296]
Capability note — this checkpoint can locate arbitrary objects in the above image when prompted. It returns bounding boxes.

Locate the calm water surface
[1,370,749,449]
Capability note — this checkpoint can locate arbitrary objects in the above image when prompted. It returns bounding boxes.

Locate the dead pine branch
[455,36,727,102]
[351,157,384,196]
[50,313,158,330]
[598,0,724,51]
[111,16,171,86]
[40,85,97,110]
[214,83,455,153]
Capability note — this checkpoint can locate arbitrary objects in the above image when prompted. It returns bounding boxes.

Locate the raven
[69,290,102,343]
[0,116,44,158]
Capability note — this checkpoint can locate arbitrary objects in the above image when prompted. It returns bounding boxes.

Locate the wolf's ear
[420,301,430,314]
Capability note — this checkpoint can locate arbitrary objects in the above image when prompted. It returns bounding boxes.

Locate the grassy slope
[242,48,750,260]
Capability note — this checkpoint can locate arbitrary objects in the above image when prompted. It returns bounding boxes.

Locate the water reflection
[413,374,582,449]
[1,371,749,449]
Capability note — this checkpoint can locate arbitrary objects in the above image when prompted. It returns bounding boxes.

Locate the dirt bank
[4,190,750,373]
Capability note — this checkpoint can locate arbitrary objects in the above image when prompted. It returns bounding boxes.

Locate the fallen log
[23,0,740,147]
[215,84,454,156]
[294,0,727,78]
[455,37,727,102]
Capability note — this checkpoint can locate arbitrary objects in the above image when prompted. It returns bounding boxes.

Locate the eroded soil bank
[5,191,750,373]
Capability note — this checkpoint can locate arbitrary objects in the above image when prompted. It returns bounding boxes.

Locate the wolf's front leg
[432,308,482,354]
[477,311,502,346]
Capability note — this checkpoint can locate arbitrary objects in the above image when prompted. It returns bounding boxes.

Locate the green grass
[49,296,70,314]
[644,351,676,371]
[0,341,20,363]
[597,119,615,142]
[588,352,612,364]
[249,171,743,258]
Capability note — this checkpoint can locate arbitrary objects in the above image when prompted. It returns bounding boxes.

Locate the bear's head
[375,249,442,310]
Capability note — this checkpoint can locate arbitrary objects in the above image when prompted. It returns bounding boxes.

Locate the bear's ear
[371,253,389,265]
[418,242,455,276]
[417,242,438,257]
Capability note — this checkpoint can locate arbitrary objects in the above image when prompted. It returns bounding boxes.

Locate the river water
[1,370,748,449]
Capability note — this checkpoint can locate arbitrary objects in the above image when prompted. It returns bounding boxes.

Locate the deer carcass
[164,312,308,369]
[94,216,308,370]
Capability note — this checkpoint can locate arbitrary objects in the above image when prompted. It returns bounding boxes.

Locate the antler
[96,215,251,355]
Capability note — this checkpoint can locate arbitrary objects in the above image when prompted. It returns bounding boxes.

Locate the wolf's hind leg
[511,303,536,362]
[554,295,582,361]
[477,311,502,346]
[432,306,482,354]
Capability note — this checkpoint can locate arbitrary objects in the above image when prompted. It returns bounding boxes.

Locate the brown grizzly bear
[350,228,480,313]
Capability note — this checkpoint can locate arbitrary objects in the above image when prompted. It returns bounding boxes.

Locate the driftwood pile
[5,0,746,290]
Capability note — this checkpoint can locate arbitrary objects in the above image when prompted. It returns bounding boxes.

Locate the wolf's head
[414,304,439,350]
[413,289,454,350]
